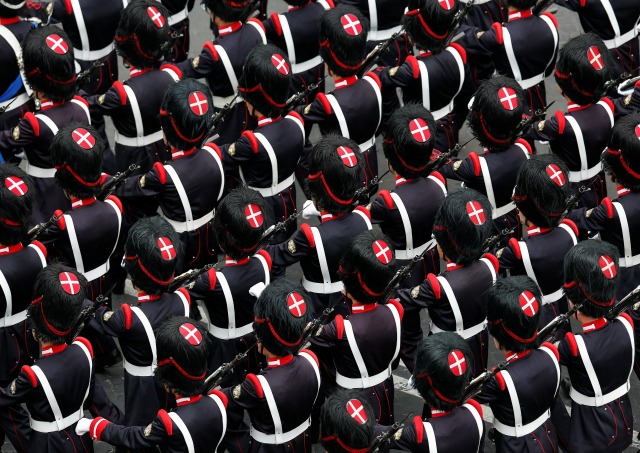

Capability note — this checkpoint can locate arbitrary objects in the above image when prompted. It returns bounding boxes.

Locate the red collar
[129,67,153,78]
[320,212,345,223]
[508,9,532,21]
[138,292,161,303]
[39,99,64,111]
[351,302,378,314]
[430,408,451,418]
[395,176,412,187]
[257,116,281,127]
[71,197,97,209]
[171,148,196,160]
[527,225,551,237]
[218,21,243,37]
[583,317,607,333]
[0,243,23,256]
[446,262,463,271]
[567,103,591,113]
[334,76,358,90]
[175,395,203,407]
[225,257,250,266]
[267,355,294,368]
[418,50,433,58]
[42,344,67,357]
[0,17,19,25]
[505,349,531,363]
[288,0,311,10]
[617,186,631,197]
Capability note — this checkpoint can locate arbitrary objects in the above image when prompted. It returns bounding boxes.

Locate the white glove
[75,417,93,436]
[301,200,321,220]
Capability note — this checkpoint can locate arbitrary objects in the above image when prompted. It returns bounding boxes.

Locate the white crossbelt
[613,201,640,267]
[390,191,438,260]
[19,159,56,178]
[162,164,213,233]
[70,0,115,62]
[212,43,240,110]
[430,274,488,339]
[0,245,46,327]
[115,85,163,147]
[243,132,296,197]
[168,393,227,453]
[599,0,639,49]
[480,144,529,218]
[123,306,158,377]
[168,5,189,26]
[0,25,32,96]
[417,46,465,120]
[277,14,323,74]
[564,115,602,182]
[74,44,114,62]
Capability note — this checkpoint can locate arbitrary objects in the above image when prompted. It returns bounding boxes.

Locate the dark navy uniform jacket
[158,0,192,63]
[462,0,507,31]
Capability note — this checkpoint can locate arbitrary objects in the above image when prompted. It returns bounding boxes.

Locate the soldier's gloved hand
[75,417,93,436]
[302,200,320,219]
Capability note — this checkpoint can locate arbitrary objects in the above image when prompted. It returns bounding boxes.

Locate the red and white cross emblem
[72,128,95,150]
[498,87,518,111]
[287,292,306,317]
[635,124,640,140]
[244,204,264,229]
[587,46,604,71]
[439,0,454,10]
[46,34,68,55]
[59,271,80,295]
[546,164,566,186]
[179,323,203,345]
[5,176,27,196]
[599,255,616,279]
[157,237,175,260]
[466,201,486,225]
[448,350,467,376]
[346,399,368,424]
[373,240,392,264]
[147,6,165,28]
[188,91,209,116]
[337,146,357,167]
[341,14,362,36]
[271,54,290,75]
[410,118,431,143]
[519,290,539,317]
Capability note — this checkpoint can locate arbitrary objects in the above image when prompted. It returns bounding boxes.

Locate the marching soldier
[77,317,229,452]
[529,34,615,210]
[558,240,634,452]
[223,279,321,452]
[0,27,91,224]
[476,276,563,452]
[370,104,447,372]
[396,189,498,377]
[387,332,485,452]
[319,390,375,453]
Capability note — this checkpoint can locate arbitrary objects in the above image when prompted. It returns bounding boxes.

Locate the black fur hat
[602,113,640,192]
[487,276,542,353]
[338,230,397,305]
[383,104,437,179]
[253,279,312,357]
[115,0,172,69]
[433,189,492,265]
[0,0,26,18]
[413,332,472,411]
[214,187,269,260]
[205,0,253,23]
[29,264,87,345]
[160,79,213,150]
[306,135,363,215]
[319,5,369,77]
[0,164,34,245]
[239,44,292,118]
[507,0,537,9]
[468,76,525,151]
[22,27,76,102]
[554,33,612,106]
[564,240,619,318]
[513,154,571,229]
[51,123,104,199]
[404,0,459,51]
[124,217,181,295]
[156,316,209,396]
[320,390,375,453]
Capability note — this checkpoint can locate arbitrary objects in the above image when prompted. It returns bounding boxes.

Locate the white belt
[208,323,253,340]
[542,287,563,305]
[335,366,392,389]
[430,319,487,340]
[619,254,640,268]
[494,409,550,437]
[162,210,214,233]
[19,159,56,178]
[368,25,402,42]
[83,262,110,283]
[251,417,310,444]
[212,94,240,110]
[168,7,189,26]
[0,92,28,111]
[115,130,163,147]
[302,277,342,294]
[395,239,436,261]
[519,73,546,90]
[30,408,84,433]
[248,174,295,198]
[0,309,27,328]
[603,27,639,50]
[568,163,602,183]
[570,381,630,407]
[74,43,114,62]
[431,101,455,120]
[123,360,155,377]
[292,55,323,74]
[493,202,516,219]
[358,136,376,151]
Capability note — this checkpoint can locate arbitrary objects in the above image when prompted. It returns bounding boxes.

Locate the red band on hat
[254,316,303,347]
[157,357,206,380]
[405,9,448,40]
[238,84,287,108]
[125,255,175,286]
[319,40,363,71]
[477,113,513,145]
[554,69,596,97]
[319,435,369,453]
[55,163,101,187]
[308,171,354,205]
[383,139,430,172]
[31,296,73,336]
[565,280,615,307]
[489,319,538,343]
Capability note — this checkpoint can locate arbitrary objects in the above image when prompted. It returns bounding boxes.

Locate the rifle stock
[204,342,257,392]
[356,27,405,78]
[168,259,224,292]
[368,414,411,451]
[606,286,640,320]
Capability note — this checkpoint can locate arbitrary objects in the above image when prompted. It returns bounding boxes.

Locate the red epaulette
[203,142,222,160]
[466,399,483,418]
[207,268,217,290]
[378,190,394,209]
[203,42,219,61]
[209,389,228,408]
[153,162,167,184]
[601,197,614,218]
[299,349,319,366]
[560,218,579,236]
[413,415,424,443]
[482,253,499,273]
[176,287,191,306]
[106,195,123,213]
[300,224,315,247]
[247,18,266,33]
[270,12,282,36]
[246,373,264,398]
[388,299,404,320]
[23,112,39,137]
[241,131,259,153]
[405,55,420,79]
[72,95,89,108]
[508,238,522,260]
[21,365,37,387]
[600,97,614,114]
[54,210,66,230]
[30,240,47,258]
[74,337,94,359]
[448,43,467,63]
[555,111,566,135]
[160,64,182,80]
[364,71,381,89]
[63,0,72,14]
[495,370,506,390]
[620,312,634,330]
[515,138,532,155]
[121,304,133,330]
[565,332,579,357]
[540,341,560,361]
[427,274,441,299]
[354,205,371,219]
[157,410,173,435]
[335,314,344,339]
[286,111,304,125]
[468,152,481,176]
[256,249,273,271]
[541,12,558,29]
[430,171,446,187]
[315,93,332,114]
[491,23,503,44]
[112,81,127,106]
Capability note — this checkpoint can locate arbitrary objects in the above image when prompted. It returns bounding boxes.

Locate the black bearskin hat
[214,187,269,261]
[383,104,437,179]
[0,164,34,245]
[507,0,536,9]
[487,276,542,353]
[205,0,253,23]
[468,76,525,151]
[124,217,181,295]
[253,279,312,357]
[413,332,472,412]
[239,44,292,118]
[555,33,612,107]
[29,264,87,345]
[564,240,619,319]
[115,0,172,69]
[433,189,492,265]
[51,123,104,199]
[404,0,459,51]
[156,316,209,396]
[338,230,397,305]
[22,27,76,102]
[319,5,369,78]
[320,390,375,453]
[306,135,363,215]
[513,154,571,229]
[160,79,214,150]
[603,113,640,192]
[0,0,26,18]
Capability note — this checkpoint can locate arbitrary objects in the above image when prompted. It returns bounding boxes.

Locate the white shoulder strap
[436,276,464,333]
[255,374,285,443]
[478,156,497,211]
[254,132,280,191]
[34,114,59,135]
[0,25,32,96]
[254,253,271,286]
[518,241,539,286]
[70,98,91,124]
[175,290,190,317]
[104,198,123,261]
[164,164,194,225]
[427,174,447,195]
[168,412,195,453]
[612,201,632,261]
[389,192,413,251]
[575,335,603,400]
[161,66,181,82]
[558,222,578,246]
[352,208,373,230]
[597,100,614,127]
[564,115,589,174]
[63,214,84,273]
[278,14,296,64]
[310,226,332,291]
[362,75,382,129]
[130,306,157,367]
[0,268,11,318]
[122,85,143,138]
[385,303,402,362]
[214,44,240,92]
[479,257,497,283]
[325,94,349,138]
[343,319,370,382]
[539,345,561,392]
[500,370,523,429]
[69,0,90,53]
[423,422,437,452]
[202,144,225,201]
[501,27,522,82]
[367,0,378,32]
[598,0,622,38]
[208,393,228,452]
[285,114,305,142]
[461,403,484,453]
[417,59,431,109]
[298,351,321,394]
[216,272,236,335]
[246,20,267,44]
[27,243,47,269]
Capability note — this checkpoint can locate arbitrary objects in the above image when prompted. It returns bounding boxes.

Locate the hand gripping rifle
[368,413,411,452]
[68,282,118,342]
[380,243,434,302]
[356,27,406,78]
[203,342,258,392]
[168,257,225,292]
[535,302,583,347]
[201,93,241,143]
[617,74,640,96]
[442,0,475,47]
[514,101,555,138]
[603,68,640,95]
[462,357,511,401]
[27,212,63,241]
[422,137,473,176]
[296,300,341,351]
[606,285,640,320]
[284,75,328,112]
[98,163,141,200]
[75,58,106,88]
[482,225,518,253]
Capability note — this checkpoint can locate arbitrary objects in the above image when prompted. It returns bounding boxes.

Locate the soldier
[476,276,563,452]
[266,135,372,318]
[370,104,447,372]
[319,390,375,453]
[396,189,498,377]
[529,34,615,210]
[0,27,91,224]
[387,332,484,452]
[89,217,191,426]
[558,240,634,452]
[0,265,95,452]
[77,317,229,452]
[223,279,321,452]
[159,0,192,63]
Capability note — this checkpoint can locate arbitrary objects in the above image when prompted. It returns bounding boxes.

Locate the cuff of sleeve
[90,417,110,441]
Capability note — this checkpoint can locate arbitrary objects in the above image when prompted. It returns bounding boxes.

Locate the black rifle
[284,75,328,112]
[617,75,640,95]
[356,27,406,78]
[99,164,140,200]
[368,414,411,452]
[68,283,117,342]
[296,301,341,352]
[353,169,390,203]
[168,258,225,292]
[515,101,555,138]
[380,243,434,302]
[532,0,554,15]
[423,137,473,176]
[606,286,640,320]
[442,0,475,47]
[202,93,241,143]
[462,357,510,401]
[482,225,518,253]
[557,185,590,223]
[603,68,639,95]
[204,342,258,392]
[76,58,106,88]
[27,213,63,241]
[535,302,583,347]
